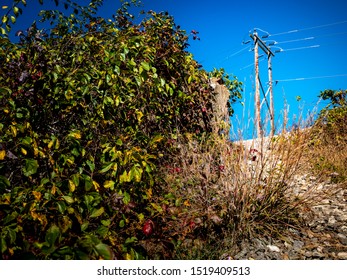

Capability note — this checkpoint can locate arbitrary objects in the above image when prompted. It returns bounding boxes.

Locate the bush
[0,2,242,259]
[309,91,347,182]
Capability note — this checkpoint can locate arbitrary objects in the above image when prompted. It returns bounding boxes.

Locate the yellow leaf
[0,150,5,160]
[69,131,81,139]
[48,140,54,149]
[103,180,115,189]
[31,209,47,227]
[3,194,10,204]
[137,213,145,223]
[21,147,27,155]
[68,180,76,192]
[136,110,143,122]
[184,200,190,206]
[33,141,39,157]
[145,188,152,199]
[51,185,56,195]
[93,180,100,192]
[125,253,132,260]
[32,191,42,201]
[30,209,38,220]
[10,125,17,137]
[55,138,60,149]
[2,6,9,9]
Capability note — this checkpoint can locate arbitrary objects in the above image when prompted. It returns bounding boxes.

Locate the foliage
[319,89,346,108]
[0,0,104,36]
[0,1,242,259]
[309,91,347,182]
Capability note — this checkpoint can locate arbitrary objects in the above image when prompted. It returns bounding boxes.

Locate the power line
[217,45,250,64]
[267,31,347,46]
[279,44,320,52]
[223,45,250,60]
[267,36,314,45]
[275,73,347,83]
[239,57,265,70]
[268,20,347,38]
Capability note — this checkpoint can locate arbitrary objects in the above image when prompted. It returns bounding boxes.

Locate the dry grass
[155,105,346,259]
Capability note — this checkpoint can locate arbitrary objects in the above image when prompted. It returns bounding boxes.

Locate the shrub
[0,2,242,259]
[309,90,347,182]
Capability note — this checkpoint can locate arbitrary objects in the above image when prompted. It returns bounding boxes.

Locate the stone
[337,234,347,245]
[328,216,336,224]
[267,245,280,252]
[337,252,347,260]
[293,240,305,251]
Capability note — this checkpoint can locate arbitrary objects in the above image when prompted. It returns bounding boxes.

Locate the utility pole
[250,30,275,138]
[268,53,275,138]
[253,31,262,138]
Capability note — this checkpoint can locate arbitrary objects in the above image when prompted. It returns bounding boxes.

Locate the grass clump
[156,128,321,259]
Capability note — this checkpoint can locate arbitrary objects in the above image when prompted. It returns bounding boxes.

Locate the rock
[340,226,347,234]
[293,240,304,251]
[337,234,347,245]
[328,216,337,225]
[311,250,325,259]
[234,248,249,259]
[337,252,347,259]
[267,245,280,252]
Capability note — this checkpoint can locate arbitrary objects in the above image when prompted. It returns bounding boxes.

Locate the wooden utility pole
[250,30,275,138]
[268,53,275,138]
[253,32,262,138]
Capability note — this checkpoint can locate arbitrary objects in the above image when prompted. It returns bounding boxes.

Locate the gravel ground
[223,174,347,260]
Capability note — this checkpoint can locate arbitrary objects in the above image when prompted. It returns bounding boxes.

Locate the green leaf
[45,224,60,247]
[90,207,104,218]
[56,201,66,214]
[7,228,16,244]
[106,74,111,84]
[23,159,39,177]
[95,243,112,260]
[0,175,10,192]
[81,222,89,232]
[62,196,74,204]
[83,175,93,191]
[71,174,80,188]
[129,165,142,182]
[86,160,95,172]
[122,191,131,204]
[100,162,113,173]
[114,65,120,75]
[116,139,123,146]
[0,237,7,253]
[10,16,16,24]
[101,219,111,226]
[140,61,150,71]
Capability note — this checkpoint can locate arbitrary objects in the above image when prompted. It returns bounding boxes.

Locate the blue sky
[2,0,347,139]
